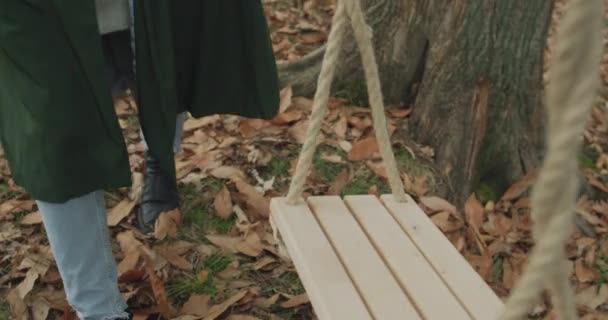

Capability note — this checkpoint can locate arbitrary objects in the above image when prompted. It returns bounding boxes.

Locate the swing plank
[381,194,504,319]
[269,198,372,320]
[307,196,422,320]
[344,195,471,319]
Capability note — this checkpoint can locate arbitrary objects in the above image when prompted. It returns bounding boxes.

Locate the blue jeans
[36,114,185,320]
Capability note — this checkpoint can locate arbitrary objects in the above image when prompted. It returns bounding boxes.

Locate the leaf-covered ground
[2,1,608,319]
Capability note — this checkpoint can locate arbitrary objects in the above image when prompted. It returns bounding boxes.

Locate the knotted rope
[500,0,603,318]
[286,0,406,204]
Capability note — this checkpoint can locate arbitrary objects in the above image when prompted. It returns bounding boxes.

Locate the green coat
[0,0,279,203]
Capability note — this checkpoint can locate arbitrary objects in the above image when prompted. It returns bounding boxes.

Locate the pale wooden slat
[344,195,472,319]
[308,196,422,320]
[381,194,504,319]
[270,198,372,320]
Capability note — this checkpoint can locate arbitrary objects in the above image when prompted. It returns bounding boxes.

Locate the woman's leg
[137,113,185,232]
[36,191,129,320]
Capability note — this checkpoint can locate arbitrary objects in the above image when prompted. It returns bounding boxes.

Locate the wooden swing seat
[270,194,504,320]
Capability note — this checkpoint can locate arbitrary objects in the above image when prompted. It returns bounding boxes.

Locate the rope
[286,0,407,204]
[499,0,603,318]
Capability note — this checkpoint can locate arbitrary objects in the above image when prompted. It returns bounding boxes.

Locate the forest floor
[2,1,608,319]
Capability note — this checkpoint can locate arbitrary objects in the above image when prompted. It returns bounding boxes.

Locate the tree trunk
[279,0,553,206]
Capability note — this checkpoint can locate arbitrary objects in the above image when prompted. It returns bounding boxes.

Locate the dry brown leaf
[17,269,42,299]
[204,290,248,320]
[576,259,598,283]
[348,137,379,161]
[232,177,270,218]
[254,294,280,309]
[388,106,413,118]
[235,233,264,257]
[226,316,260,320]
[117,230,145,255]
[281,294,310,308]
[430,211,462,233]
[19,211,42,225]
[7,289,28,320]
[206,235,240,253]
[142,253,175,318]
[366,160,387,179]
[210,166,246,180]
[157,247,193,271]
[576,284,608,310]
[214,186,233,219]
[288,119,311,144]
[180,295,210,317]
[253,256,276,271]
[465,193,485,231]
[328,170,349,196]
[32,297,51,320]
[333,116,348,139]
[270,110,304,125]
[279,86,293,114]
[183,115,221,132]
[501,170,538,201]
[107,199,136,227]
[420,196,458,217]
[154,209,182,240]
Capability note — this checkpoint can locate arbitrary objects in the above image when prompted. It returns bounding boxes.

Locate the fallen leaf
[232,177,270,218]
[180,295,210,317]
[420,196,458,217]
[348,137,379,161]
[142,253,175,318]
[198,270,210,283]
[236,233,264,257]
[576,284,608,310]
[278,86,293,114]
[576,259,598,283]
[183,115,221,132]
[501,170,538,201]
[214,186,233,219]
[203,290,248,320]
[465,194,485,231]
[206,235,240,253]
[281,294,310,308]
[19,211,42,225]
[17,269,41,299]
[32,297,50,320]
[253,256,276,271]
[328,170,349,196]
[154,209,182,240]
[7,289,27,320]
[157,247,193,271]
[288,120,311,144]
[107,199,136,227]
[388,106,413,118]
[254,294,280,309]
[430,211,463,233]
[210,166,246,180]
[333,116,348,139]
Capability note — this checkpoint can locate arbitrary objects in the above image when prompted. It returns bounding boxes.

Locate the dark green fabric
[134,0,280,181]
[0,0,131,202]
[0,0,279,202]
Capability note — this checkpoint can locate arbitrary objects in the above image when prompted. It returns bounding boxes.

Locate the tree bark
[279,0,554,206]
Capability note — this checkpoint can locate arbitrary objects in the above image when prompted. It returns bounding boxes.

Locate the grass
[0,301,8,320]
[490,255,504,284]
[178,181,236,238]
[594,252,608,284]
[342,173,389,196]
[313,145,347,183]
[269,156,290,178]
[261,271,306,297]
[166,253,234,301]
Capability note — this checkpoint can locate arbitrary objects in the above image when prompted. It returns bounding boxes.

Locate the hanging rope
[500,0,603,318]
[285,0,603,318]
[286,0,407,204]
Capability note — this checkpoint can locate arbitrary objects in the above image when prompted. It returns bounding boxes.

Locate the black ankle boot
[137,151,179,234]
